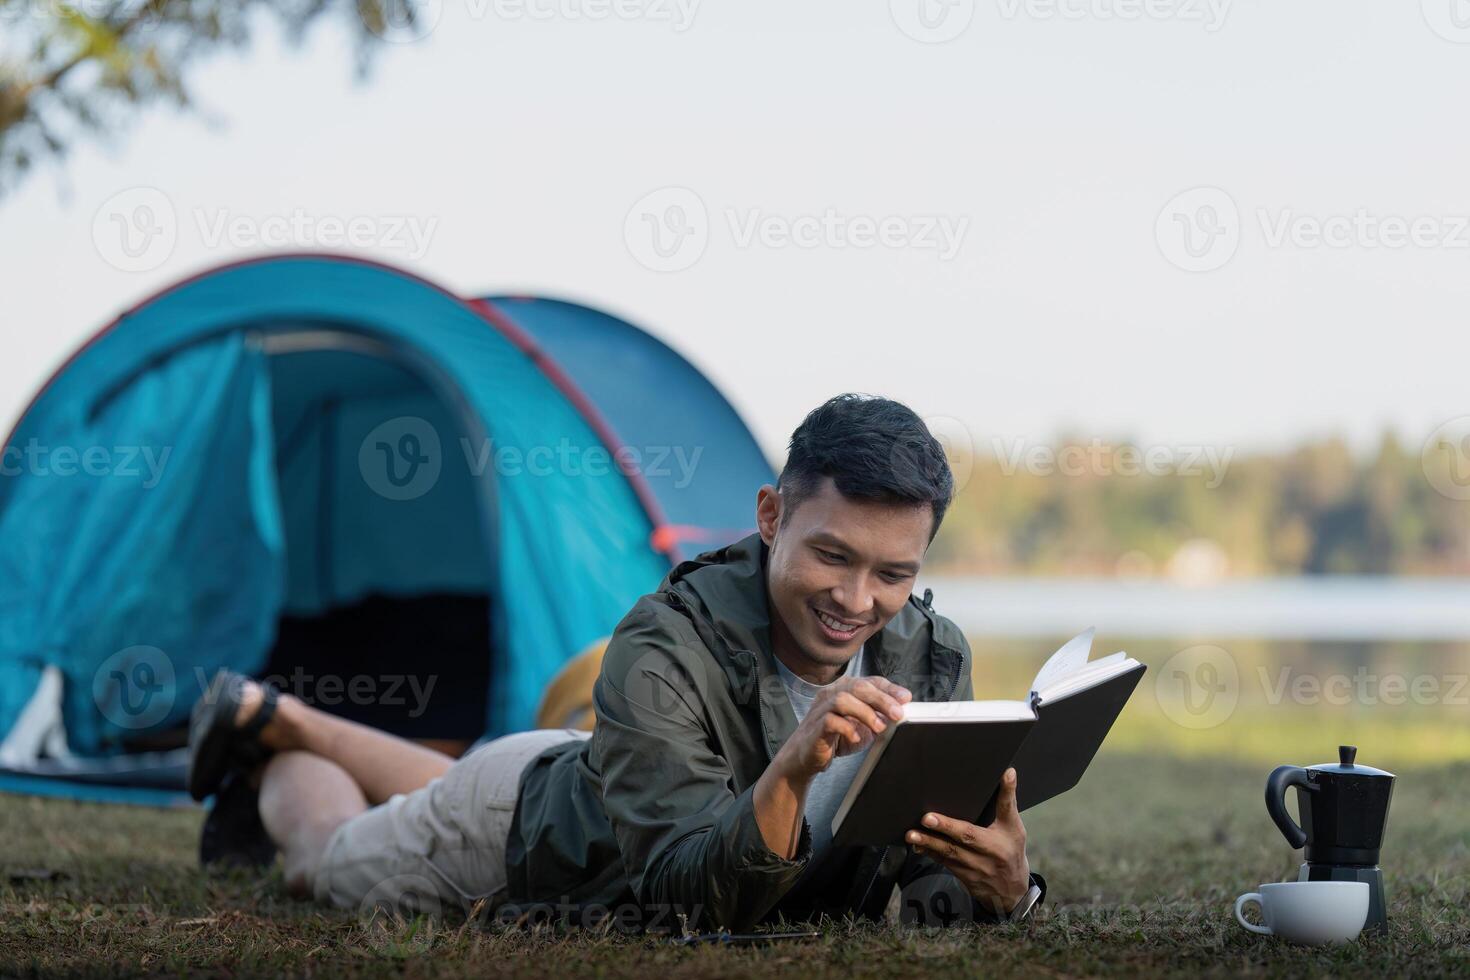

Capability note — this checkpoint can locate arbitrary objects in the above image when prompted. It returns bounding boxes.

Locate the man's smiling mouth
[812,605,866,641]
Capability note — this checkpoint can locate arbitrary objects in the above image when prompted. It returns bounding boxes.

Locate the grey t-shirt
[773,645,870,864]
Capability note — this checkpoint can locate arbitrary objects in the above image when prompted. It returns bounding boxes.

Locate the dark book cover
[832,662,1147,846]
[978,662,1147,824]
[831,715,1036,848]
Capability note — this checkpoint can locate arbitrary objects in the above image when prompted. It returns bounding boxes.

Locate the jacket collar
[662,533,773,669]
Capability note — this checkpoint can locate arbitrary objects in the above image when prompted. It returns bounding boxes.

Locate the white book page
[1028,628,1096,697]
[901,699,1036,723]
[1035,651,1142,703]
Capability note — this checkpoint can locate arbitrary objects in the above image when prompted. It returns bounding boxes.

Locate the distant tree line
[927,433,1470,577]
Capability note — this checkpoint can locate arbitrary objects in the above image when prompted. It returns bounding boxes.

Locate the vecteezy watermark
[93,646,177,730]
[1154,644,1240,730]
[194,208,438,259]
[1421,0,1470,43]
[623,187,709,272]
[93,654,442,732]
[92,187,439,272]
[361,0,446,42]
[726,209,969,261]
[360,0,700,41]
[1154,644,1470,731]
[1047,900,1233,948]
[624,187,971,272]
[358,874,444,926]
[991,437,1234,488]
[460,436,703,487]
[890,0,976,43]
[1256,208,1470,252]
[185,666,438,718]
[1258,666,1470,708]
[359,417,444,502]
[0,0,122,20]
[1158,187,1470,272]
[93,187,178,273]
[481,0,700,30]
[994,0,1232,31]
[890,0,1231,43]
[356,870,701,932]
[357,416,706,501]
[1421,416,1470,501]
[919,415,977,493]
[898,868,977,925]
[1,440,172,489]
[1155,186,1240,273]
[239,668,440,718]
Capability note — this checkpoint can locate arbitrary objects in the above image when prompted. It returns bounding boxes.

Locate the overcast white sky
[3,0,1469,463]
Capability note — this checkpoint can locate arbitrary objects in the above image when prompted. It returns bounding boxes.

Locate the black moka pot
[1265,745,1395,931]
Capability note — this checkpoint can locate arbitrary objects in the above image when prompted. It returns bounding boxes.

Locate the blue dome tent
[0,254,774,805]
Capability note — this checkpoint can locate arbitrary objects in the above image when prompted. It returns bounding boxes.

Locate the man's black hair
[777,393,954,541]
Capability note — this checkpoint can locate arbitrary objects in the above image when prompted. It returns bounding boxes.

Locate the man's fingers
[864,676,913,707]
[995,768,1021,824]
[909,843,973,882]
[918,812,985,850]
[905,830,982,871]
[821,713,861,746]
[831,691,887,735]
[844,679,905,722]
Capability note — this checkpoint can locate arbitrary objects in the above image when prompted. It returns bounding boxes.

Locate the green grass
[3,753,1468,978]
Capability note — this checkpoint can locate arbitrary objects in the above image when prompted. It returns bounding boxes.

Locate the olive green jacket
[506,534,1039,930]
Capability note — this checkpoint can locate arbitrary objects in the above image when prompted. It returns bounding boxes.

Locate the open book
[830,629,1146,847]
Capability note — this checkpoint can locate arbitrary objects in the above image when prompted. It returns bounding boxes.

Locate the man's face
[757,477,931,680]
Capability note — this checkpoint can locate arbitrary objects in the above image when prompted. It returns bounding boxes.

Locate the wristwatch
[1006,874,1046,923]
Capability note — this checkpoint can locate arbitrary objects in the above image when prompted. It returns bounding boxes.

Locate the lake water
[916,577,1470,768]
[917,576,1470,640]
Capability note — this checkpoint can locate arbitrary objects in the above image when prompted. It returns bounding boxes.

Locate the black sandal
[187,670,279,801]
[199,770,278,869]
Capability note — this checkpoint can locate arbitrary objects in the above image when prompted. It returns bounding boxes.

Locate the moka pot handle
[1265,765,1316,849]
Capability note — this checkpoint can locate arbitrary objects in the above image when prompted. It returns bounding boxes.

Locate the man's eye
[880,572,909,584]
[817,549,844,563]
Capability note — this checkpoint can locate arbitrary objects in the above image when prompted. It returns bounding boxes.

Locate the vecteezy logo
[361,0,443,42]
[1422,416,1470,500]
[1155,186,1240,272]
[898,870,975,926]
[621,648,712,719]
[93,646,176,730]
[1422,0,1470,43]
[919,415,976,493]
[889,0,975,43]
[623,187,709,272]
[358,417,442,501]
[1155,644,1239,730]
[358,874,444,926]
[92,187,178,273]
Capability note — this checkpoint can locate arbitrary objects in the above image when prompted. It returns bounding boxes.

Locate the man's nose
[830,574,876,619]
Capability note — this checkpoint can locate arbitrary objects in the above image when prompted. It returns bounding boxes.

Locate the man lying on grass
[188,393,1044,931]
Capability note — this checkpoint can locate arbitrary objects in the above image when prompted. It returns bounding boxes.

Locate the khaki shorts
[313,728,590,915]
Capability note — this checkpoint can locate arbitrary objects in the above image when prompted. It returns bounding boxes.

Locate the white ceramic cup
[1233,881,1370,945]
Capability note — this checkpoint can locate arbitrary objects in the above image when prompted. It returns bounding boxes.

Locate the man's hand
[755,676,910,859]
[772,676,912,784]
[905,767,1031,917]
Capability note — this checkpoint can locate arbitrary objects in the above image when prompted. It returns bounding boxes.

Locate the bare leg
[258,751,367,895]
[238,683,453,805]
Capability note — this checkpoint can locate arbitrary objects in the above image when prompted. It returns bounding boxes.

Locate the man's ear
[756,484,780,546]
